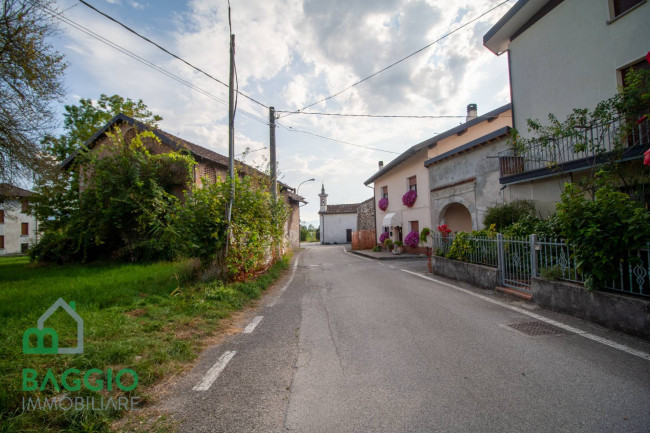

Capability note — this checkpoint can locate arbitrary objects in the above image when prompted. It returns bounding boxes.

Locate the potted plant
[393,240,404,255]
[383,238,394,251]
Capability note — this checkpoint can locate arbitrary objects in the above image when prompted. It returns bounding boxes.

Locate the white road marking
[267,257,299,307]
[342,247,373,262]
[401,270,650,362]
[243,316,263,334]
[192,351,237,391]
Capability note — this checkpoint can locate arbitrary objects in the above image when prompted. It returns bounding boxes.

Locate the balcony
[498,117,650,183]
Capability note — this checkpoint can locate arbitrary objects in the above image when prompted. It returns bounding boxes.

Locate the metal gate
[497,234,536,293]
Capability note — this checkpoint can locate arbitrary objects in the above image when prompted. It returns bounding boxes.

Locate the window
[21,222,29,236]
[0,209,3,223]
[202,166,217,184]
[381,186,388,199]
[21,243,29,254]
[0,236,4,249]
[408,176,417,192]
[410,221,419,234]
[611,0,644,17]
[21,200,28,213]
[620,57,650,88]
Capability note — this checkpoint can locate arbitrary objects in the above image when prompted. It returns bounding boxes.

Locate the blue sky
[50,0,512,226]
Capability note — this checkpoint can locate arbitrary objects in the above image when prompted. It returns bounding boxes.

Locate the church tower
[318,183,328,212]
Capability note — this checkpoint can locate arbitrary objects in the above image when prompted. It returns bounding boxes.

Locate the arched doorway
[441,202,472,233]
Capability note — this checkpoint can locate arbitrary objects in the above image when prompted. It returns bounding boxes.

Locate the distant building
[318,184,368,244]
[0,184,38,255]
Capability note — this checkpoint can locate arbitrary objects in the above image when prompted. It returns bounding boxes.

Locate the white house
[318,184,360,244]
[0,184,38,255]
[484,0,650,213]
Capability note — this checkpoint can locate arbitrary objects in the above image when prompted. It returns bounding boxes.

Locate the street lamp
[296,178,315,248]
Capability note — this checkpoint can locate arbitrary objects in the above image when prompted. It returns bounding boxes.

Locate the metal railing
[431,232,650,298]
[498,117,650,177]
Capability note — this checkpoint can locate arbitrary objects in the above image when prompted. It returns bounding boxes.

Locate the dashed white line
[267,257,299,307]
[192,351,237,391]
[243,316,263,334]
[401,269,650,362]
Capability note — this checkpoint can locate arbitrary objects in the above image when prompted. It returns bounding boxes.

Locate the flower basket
[378,197,388,211]
[402,190,417,207]
[379,232,390,245]
[404,231,419,248]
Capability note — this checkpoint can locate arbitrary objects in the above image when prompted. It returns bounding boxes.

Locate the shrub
[394,240,404,247]
[372,246,382,252]
[420,227,431,242]
[383,238,393,249]
[404,230,419,247]
[556,184,650,290]
[483,200,536,231]
[447,232,471,261]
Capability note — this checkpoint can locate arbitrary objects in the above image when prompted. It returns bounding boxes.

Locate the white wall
[509,0,649,133]
[0,200,38,255]
[320,213,357,244]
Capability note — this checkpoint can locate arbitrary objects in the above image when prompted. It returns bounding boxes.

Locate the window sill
[607,0,646,24]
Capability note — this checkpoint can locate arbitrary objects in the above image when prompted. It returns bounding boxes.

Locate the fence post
[529,234,538,278]
[497,233,504,285]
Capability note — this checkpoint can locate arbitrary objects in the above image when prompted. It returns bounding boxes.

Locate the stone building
[0,184,38,255]
[60,113,305,249]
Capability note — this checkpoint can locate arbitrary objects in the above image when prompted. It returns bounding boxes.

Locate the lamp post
[296,178,315,247]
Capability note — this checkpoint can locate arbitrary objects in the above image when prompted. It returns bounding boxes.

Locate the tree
[44,94,163,161]
[0,0,66,185]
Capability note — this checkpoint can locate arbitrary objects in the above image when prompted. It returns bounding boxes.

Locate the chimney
[378,161,384,170]
[466,103,478,122]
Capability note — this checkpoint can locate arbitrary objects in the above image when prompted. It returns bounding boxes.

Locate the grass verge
[0,255,290,432]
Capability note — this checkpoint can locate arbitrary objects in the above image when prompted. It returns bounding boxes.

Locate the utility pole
[269,106,277,201]
[226,33,235,256]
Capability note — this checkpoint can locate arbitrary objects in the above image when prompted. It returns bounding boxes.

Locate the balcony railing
[498,117,650,179]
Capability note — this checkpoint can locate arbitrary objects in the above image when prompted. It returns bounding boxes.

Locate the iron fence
[431,232,650,298]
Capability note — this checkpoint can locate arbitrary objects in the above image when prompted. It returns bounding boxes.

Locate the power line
[277,123,400,155]
[275,111,511,120]
[42,5,270,127]
[77,0,269,109]
[280,0,511,118]
[236,146,267,157]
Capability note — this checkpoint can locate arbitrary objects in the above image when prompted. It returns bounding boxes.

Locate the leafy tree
[0,0,66,184]
[482,200,536,231]
[43,94,163,161]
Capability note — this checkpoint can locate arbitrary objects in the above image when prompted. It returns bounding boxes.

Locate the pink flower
[404,231,420,247]
[402,190,417,207]
[379,232,390,243]
[378,197,388,211]
[638,114,648,125]
[644,148,650,167]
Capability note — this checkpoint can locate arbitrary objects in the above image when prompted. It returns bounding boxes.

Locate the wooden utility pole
[269,106,277,201]
[226,33,235,255]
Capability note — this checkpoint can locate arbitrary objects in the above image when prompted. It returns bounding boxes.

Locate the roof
[483,0,551,55]
[364,104,511,185]
[60,113,306,204]
[0,183,33,198]
[424,126,511,167]
[319,203,360,215]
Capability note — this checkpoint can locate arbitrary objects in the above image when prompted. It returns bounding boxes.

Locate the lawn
[0,255,289,432]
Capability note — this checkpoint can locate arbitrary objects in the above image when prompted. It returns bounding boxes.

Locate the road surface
[164,244,650,432]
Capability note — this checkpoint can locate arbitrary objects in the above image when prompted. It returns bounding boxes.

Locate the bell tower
[318,183,328,212]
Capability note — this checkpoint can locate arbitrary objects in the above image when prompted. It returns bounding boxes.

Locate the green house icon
[22,298,83,355]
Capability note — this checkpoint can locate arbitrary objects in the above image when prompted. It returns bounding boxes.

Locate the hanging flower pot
[378,197,388,211]
[402,190,417,207]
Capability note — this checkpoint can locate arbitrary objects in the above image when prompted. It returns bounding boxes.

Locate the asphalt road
[165,244,650,433]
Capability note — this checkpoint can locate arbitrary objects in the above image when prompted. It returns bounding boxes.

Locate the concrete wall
[532,278,650,341]
[504,174,570,218]
[429,136,510,231]
[373,148,431,243]
[508,0,649,133]
[320,213,357,244]
[0,199,38,255]
[430,255,500,291]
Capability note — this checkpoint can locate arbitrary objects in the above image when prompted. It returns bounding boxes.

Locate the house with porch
[484,0,650,213]
[60,113,306,249]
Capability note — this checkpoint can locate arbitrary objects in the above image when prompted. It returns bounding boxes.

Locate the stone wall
[430,255,500,291]
[357,197,375,231]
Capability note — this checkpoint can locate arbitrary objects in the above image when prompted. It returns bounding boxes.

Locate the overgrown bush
[483,200,535,231]
[556,184,650,290]
[447,232,471,261]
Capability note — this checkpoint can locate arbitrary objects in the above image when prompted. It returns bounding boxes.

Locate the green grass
[0,255,290,433]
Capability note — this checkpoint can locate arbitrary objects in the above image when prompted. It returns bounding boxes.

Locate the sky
[48,0,513,227]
